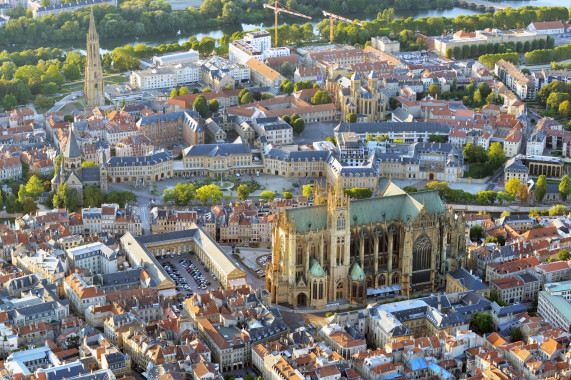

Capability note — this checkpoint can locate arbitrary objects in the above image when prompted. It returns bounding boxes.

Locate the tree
[279,80,294,95]
[404,186,418,193]
[547,92,570,111]
[5,194,15,214]
[2,94,17,110]
[84,185,104,207]
[517,183,528,204]
[510,327,523,342]
[22,197,38,215]
[195,184,222,205]
[209,99,219,113]
[549,204,568,216]
[81,161,99,168]
[25,175,44,198]
[487,142,506,169]
[473,312,494,334]
[283,191,293,199]
[344,187,373,198]
[428,84,440,97]
[347,113,357,123]
[280,62,294,78]
[193,95,208,118]
[291,118,305,134]
[470,225,484,240]
[560,175,571,201]
[221,1,242,24]
[179,86,189,96]
[488,292,508,307]
[302,185,313,198]
[558,249,570,261]
[170,88,178,98]
[105,191,136,208]
[17,185,26,203]
[237,184,250,201]
[505,177,521,196]
[197,37,215,57]
[260,191,276,202]
[311,90,332,105]
[559,100,571,117]
[536,175,547,202]
[240,91,253,105]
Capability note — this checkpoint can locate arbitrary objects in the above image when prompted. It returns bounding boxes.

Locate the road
[485,164,505,191]
[48,91,82,113]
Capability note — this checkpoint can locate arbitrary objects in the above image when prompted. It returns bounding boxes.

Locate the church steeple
[64,129,82,171]
[85,7,105,107]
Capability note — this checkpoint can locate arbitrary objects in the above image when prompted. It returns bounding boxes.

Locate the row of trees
[526,174,571,203]
[524,43,571,65]
[478,52,520,69]
[420,181,519,205]
[163,183,223,205]
[314,5,567,47]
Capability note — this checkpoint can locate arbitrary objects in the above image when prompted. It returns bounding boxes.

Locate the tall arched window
[337,214,346,231]
[296,244,303,266]
[413,234,432,272]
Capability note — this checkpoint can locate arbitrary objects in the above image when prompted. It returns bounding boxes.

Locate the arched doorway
[429,173,434,180]
[297,293,307,306]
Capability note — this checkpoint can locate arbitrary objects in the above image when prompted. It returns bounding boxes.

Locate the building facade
[84,7,105,107]
[266,183,466,308]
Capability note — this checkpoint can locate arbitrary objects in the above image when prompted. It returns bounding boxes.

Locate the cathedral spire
[88,6,97,38]
[85,6,105,107]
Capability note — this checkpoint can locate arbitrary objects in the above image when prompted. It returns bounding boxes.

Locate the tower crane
[322,11,363,43]
[263,1,312,47]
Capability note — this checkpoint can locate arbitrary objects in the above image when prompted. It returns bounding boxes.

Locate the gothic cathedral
[266,183,466,308]
[85,7,105,107]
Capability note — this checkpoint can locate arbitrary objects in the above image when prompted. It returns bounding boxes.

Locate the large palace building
[266,182,466,308]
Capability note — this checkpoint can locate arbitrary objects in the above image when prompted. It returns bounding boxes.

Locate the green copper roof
[285,190,445,234]
[309,257,325,277]
[286,205,328,233]
[349,261,365,281]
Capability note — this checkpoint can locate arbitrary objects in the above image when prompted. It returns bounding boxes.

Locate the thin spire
[88,7,97,37]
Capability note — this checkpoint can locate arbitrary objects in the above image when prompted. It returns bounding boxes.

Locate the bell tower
[85,7,105,107]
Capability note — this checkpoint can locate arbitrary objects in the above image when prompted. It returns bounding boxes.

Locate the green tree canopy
[237,184,250,201]
[536,175,547,202]
[25,175,44,197]
[260,190,276,202]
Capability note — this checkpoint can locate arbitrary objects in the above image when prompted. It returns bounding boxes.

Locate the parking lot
[158,253,221,298]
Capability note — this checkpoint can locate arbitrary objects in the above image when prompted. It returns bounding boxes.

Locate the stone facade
[84,7,105,107]
[266,182,465,308]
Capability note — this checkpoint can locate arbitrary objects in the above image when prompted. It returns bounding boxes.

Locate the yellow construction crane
[322,11,363,44]
[263,1,312,47]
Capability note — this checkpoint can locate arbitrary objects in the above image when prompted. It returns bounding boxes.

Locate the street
[48,91,83,113]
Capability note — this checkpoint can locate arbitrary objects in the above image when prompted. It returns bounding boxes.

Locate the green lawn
[463,164,487,179]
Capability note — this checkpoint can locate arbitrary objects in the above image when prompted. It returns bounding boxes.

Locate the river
[37,0,571,54]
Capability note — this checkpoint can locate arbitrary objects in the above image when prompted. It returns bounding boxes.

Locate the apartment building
[66,242,118,274]
[130,65,201,90]
[63,273,106,315]
[136,111,204,146]
[229,31,289,65]
[495,59,538,100]
[245,58,285,88]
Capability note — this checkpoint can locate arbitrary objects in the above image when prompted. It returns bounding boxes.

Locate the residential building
[245,58,285,87]
[495,59,538,100]
[66,242,117,274]
[64,272,106,315]
[229,31,290,65]
[446,268,490,297]
[130,64,201,90]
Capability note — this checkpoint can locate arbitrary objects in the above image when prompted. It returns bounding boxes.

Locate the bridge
[452,0,508,13]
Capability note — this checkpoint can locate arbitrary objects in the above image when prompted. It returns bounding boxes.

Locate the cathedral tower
[85,7,105,107]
